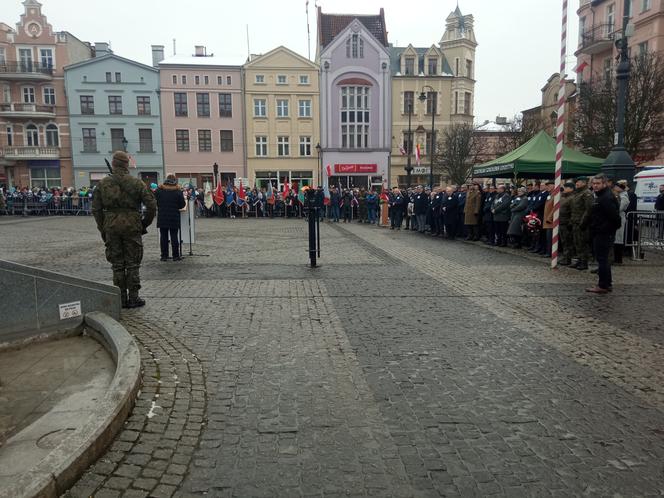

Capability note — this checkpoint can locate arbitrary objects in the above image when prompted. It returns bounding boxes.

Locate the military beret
[564,181,575,188]
[575,176,588,182]
[113,151,130,164]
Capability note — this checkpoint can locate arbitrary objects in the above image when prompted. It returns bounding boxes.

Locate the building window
[403,91,414,114]
[43,87,55,105]
[220,130,233,151]
[172,74,177,85]
[403,131,413,155]
[426,91,437,115]
[115,72,121,83]
[455,58,460,76]
[1,85,9,104]
[18,48,32,72]
[23,87,35,103]
[6,126,13,146]
[195,75,200,85]
[204,75,209,85]
[30,168,60,189]
[174,92,188,116]
[277,75,287,85]
[299,75,309,85]
[298,99,311,117]
[466,59,473,79]
[405,57,415,75]
[176,129,189,151]
[196,93,210,117]
[627,0,633,17]
[45,124,59,147]
[137,96,151,115]
[181,75,187,85]
[0,48,5,66]
[426,131,434,156]
[346,34,364,58]
[255,136,267,156]
[638,41,648,56]
[464,92,472,115]
[254,98,266,117]
[25,124,39,146]
[642,0,651,12]
[454,91,459,114]
[277,136,290,156]
[109,95,123,115]
[226,76,232,85]
[607,4,615,31]
[255,74,265,84]
[40,48,53,68]
[219,93,232,117]
[217,75,223,85]
[340,86,370,149]
[110,128,125,151]
[105,72,112,83]
[276,99,289,117]
[299,136,311,156]
[138,129,153,152]
[82,128,96,152]
[603,58,612,83]
[80,95,94,115]
[198,129,212,152]
[428,58,438,75]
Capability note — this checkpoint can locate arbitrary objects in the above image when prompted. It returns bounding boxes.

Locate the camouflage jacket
[92,167,156,235]
[570,187,593,225]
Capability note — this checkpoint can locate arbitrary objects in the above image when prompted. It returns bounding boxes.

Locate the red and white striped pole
[551,0,568,270]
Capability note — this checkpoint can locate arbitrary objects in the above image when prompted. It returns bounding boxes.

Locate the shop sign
[334,164,378,174]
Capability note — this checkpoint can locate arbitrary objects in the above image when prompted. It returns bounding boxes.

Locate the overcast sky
[11,0,580,122]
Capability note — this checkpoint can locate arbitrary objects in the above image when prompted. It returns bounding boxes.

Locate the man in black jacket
[442,186,460,240]
[430,188,443,236]
[413,186,429,234]
[155,174,186,261]
[586,173,620,294]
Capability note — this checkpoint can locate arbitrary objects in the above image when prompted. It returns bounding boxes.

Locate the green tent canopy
[472,131,604,179]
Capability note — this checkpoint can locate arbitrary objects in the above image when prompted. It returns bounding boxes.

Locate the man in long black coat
[442,186,460,240]
[155,174,186,261]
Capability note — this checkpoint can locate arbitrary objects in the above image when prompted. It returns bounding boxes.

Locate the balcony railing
[0,103,56,117]
[0,146,60,160]
[579,23,615,53]
[0,62,54,78]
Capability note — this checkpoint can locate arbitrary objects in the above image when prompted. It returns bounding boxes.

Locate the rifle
[105,158,113,175]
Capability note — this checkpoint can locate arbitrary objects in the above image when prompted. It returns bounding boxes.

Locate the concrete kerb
[0,312,141,498]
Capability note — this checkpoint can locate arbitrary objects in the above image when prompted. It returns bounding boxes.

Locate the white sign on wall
[412,167,431,175]
[59,301,82,320]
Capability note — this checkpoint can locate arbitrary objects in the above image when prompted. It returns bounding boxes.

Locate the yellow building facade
[243,46,320,191]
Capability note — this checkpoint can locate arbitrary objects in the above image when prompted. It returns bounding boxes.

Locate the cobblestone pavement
[1,216,664,497]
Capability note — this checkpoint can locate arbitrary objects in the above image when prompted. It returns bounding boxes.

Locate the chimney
[94,42,111,57]
[151,45,165,67]
[194,45,206,57]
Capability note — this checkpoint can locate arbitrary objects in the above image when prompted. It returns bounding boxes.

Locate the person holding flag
[213,175,224,217]
[266,180,275,217]
[236,180,246,217]
[225,182,235,218]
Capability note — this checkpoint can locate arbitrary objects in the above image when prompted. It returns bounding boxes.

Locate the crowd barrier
[626,211,664,260]
[2,196,93,216]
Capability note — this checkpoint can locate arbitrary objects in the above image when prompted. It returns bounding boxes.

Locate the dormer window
[428,58,438,76]
[346,34,364,59]
[404,57,415,76]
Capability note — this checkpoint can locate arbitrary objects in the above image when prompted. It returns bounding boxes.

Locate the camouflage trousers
[105,232,144,292]
[560,223,574,261]
[572,225,591,262]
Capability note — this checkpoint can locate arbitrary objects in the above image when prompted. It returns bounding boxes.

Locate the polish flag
[415,143,422,166]
[323,164,331,205]
[574,61,588,73]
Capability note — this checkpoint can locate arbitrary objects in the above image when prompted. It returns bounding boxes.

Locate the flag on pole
[379,178,390,204]
[204,181,213,209]
[399,144,406,156]
[326,164,332,177]
[415,143,422,166]
[323,164,331,205]
[225,182,235,205]
[266,180,275,205]
[237,180,246,206]
[213,176,224,206]
[283,181,290,200]
[574,61,588,73]
[297,183,305,204]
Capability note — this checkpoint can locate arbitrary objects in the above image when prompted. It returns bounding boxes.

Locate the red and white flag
[415,143,422,166]
[283,181,290,199]
[213,176,224,206]
[574,61,588,73]
[323,164,331,205]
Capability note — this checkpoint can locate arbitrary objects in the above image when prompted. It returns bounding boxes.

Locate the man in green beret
[92,151,156,308]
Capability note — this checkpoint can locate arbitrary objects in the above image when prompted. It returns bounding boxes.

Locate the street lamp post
[213,162,219,188]
[602,0,636,184]
[316,142,322,186]
[405,103,413,189]
[419,86,436,189]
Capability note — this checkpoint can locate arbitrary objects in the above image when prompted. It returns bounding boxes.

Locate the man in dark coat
[389,187,405,229]
[413,185,429,234]
[442,186,460,239]
[585,173,620,294]
[430,188,444,236]
[92,151,156,308]
[482,185,496,244]
[156,174,186,262]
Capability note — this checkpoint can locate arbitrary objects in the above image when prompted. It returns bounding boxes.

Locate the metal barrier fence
[626,211,664,260]
[2,196,93,216]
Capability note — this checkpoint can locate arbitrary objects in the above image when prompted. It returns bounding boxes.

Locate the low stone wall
[0,260,120,343]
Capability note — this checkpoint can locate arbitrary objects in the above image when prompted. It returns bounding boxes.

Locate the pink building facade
[156,47,245,187]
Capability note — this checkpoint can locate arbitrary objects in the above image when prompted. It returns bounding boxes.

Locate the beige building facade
[390,6,477,187]
[244,46,320,191]
[0,0,91,189]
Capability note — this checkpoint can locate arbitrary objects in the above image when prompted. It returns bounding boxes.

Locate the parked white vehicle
[634,167,664,211]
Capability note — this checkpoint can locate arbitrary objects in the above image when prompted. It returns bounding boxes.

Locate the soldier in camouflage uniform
[558,181,576,265]
[92,151,156,308]
[570,176,593,270]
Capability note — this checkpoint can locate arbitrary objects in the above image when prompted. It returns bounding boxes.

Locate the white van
[634,167,664,211]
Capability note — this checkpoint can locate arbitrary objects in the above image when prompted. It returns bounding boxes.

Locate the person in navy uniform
[531,182,549,253]
[482,185,496,245]
[442,186,460,239]
[430,187,444,236]
[389,187,405,230]
[456,185,467,238]
[413,185,429,234]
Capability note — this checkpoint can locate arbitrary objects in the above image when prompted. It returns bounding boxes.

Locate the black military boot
[575,260,589,271]
[127,291,146,308]
[120,290,129,308]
